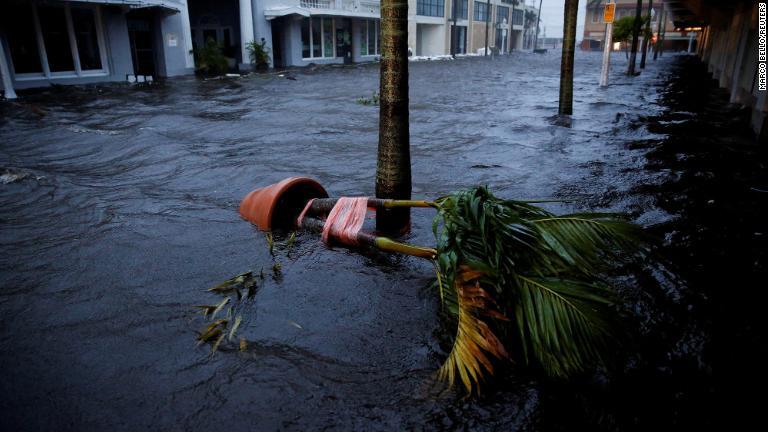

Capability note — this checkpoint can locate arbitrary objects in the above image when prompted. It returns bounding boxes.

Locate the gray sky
[526,0,589,40]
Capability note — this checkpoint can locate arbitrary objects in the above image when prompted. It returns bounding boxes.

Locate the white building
[1,0,195,97]
[1,0,535,96]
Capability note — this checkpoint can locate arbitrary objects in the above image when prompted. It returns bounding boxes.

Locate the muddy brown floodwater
[1,52,766,431]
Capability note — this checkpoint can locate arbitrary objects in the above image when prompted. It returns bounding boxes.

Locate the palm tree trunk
[376,0,411,233]
[639,0,652,68]
[558,0,579,115]
[627,0,642,75]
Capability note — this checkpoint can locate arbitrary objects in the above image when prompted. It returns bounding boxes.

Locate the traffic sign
[604,3,616,23]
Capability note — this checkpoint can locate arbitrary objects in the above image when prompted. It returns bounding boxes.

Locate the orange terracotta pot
[239,177,329,230]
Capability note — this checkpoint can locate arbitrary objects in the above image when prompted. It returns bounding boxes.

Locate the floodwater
[1,51,765,430]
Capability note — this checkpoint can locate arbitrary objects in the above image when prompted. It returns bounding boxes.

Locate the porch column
[180,1,195,69]
[239,0,255,66]
[0,37,17,100]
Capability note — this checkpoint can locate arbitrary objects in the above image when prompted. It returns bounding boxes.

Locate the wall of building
[696,1,766,139]
[416,23,447,56]
[0,1,195,94]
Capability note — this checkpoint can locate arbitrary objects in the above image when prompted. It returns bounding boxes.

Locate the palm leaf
[437,268,509,394]
[432,186,644,393]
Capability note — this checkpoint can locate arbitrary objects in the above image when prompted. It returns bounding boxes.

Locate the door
[127,16,156,76]
[335,18,352,63]
[271,19,284,68]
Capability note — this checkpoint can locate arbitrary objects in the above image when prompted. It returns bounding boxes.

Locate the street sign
[604,3,616,23]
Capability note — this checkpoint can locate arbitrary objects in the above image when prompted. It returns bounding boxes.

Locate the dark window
[474,2,489,22]
[301,18,310,58]
[71,8,102,70]
[496,6,509,23]
[38,6,75,72]
[512,8,523,26]
[455,26,467,54]
[456,0,468,20]
[311,17,322,57]
[223,29,231,47]
[4,3,42,74]
[417,0,444,17]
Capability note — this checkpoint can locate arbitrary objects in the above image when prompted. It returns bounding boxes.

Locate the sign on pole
[600,2,616,87]
[604,3,616,23]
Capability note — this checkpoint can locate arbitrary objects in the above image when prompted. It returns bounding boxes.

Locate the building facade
[581,0,694,52]
[0,0,195,96]
[1,0,538,96]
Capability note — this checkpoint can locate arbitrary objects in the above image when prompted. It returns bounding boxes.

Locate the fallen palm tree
[200,177,646,394]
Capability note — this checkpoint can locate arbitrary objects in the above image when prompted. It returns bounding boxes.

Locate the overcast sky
[526,0,589,40]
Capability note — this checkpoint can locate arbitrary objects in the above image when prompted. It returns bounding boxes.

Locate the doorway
[126,11,156,76]
[335,18,352,63]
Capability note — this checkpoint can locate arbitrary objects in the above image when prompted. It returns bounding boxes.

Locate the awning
[62,0,182,12]
[264,6,310,20]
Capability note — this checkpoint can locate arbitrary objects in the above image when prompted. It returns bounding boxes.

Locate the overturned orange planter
[239,177,328,230]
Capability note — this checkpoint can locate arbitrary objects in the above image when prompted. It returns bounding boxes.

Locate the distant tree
[613,15,650,59]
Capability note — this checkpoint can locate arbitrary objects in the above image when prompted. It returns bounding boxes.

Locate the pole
[653,4,663,60]
[533,0,543,50]
[687,32,694,53]
[0,36,18,100]
[485,0,491,56]
[600,11,614,87]
[451,0,457,57]
[639,0,652,68]
[659,8,667,57]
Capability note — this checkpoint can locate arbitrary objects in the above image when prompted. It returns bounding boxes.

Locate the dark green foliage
[433,187,646,392]
[246,40,271,70]
[191,37,229,76]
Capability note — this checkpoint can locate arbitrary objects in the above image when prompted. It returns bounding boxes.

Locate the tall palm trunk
[558,0,579,115]
[376,0,411,233]
[639,0,652,68]
[627,0,642,75]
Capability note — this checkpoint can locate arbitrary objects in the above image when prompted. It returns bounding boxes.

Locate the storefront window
[38,6,75,72]
[72,8,102,70]
[361,20,380,56]
[3,3,106,78]
[3,3,42,74]
[301,17,336,59]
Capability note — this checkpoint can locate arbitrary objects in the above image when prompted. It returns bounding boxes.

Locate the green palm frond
[432,186,645,393]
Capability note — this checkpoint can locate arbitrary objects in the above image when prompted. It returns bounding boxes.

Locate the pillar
[239,0,255,68]
[0,37,18,99]
[180,1,194,69]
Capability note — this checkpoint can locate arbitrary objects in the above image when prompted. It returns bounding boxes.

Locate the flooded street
[1,51,765,430]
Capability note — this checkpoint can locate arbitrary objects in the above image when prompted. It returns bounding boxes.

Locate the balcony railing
[300,0,331,8]
[299,0,380,14]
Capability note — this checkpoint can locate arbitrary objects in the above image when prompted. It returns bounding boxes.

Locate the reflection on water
[1,52,763,430]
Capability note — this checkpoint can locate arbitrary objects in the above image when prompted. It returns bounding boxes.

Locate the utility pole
[533,0,543,51]
[451,0,457,58]
[485,0,491,56]
[639,0,652,68]
[600,1,615,87]
[627,0,642,75]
